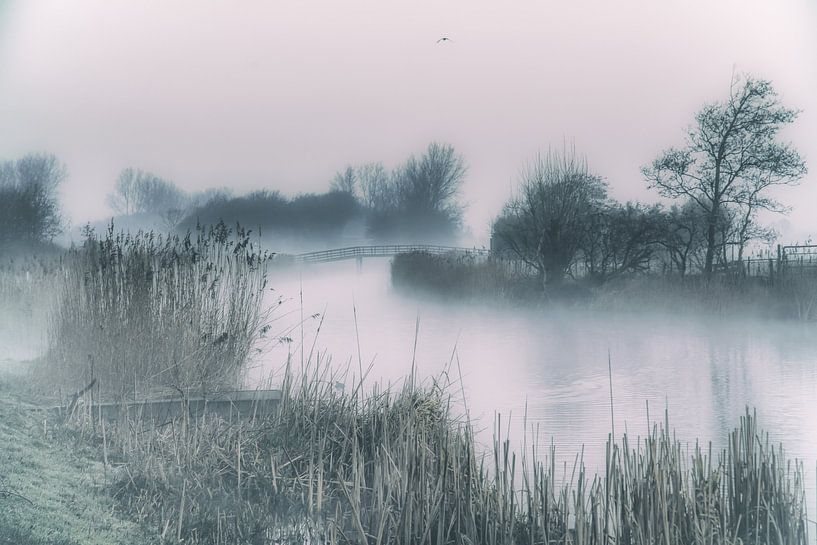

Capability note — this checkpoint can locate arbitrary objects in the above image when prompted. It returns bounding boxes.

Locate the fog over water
[260,260,817,496]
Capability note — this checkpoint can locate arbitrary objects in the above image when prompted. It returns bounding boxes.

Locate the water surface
[258,259,817,509]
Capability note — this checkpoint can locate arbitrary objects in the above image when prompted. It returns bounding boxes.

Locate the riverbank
[0,360,158,545]
[391,251,817,320]
[4,356,811,545]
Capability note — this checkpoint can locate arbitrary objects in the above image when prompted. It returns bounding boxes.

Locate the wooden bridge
[293,244,490,264]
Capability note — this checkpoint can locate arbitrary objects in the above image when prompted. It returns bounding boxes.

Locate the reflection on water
[258,259,817,509]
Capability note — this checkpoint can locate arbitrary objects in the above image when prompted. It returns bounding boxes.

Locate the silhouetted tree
[330,166,357,196]
[493,147,607,287]
[397,142,465,221]
[653,201,709,277]
[358,162,396,211]
[643,74,806,277]
[365,143,467,241]
[107,168,187,216]
[580,202,663,284]
[0,153,66,246]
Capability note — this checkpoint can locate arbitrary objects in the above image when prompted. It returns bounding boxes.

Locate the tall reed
[84,362,808,545]
[43,222,271,399]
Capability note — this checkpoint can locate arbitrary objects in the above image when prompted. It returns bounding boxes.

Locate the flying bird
[436,37,453,43]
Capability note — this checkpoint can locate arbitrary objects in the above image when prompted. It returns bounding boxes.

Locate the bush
[0,153,66,248]
[391,251,541,301]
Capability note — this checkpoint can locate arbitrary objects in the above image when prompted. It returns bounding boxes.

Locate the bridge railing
[294,245,490,264]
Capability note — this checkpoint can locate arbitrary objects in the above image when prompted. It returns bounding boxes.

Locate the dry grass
[0,370,158,545]
[62,362,810,545]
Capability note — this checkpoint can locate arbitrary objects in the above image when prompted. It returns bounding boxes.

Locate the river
[257,258,817,514]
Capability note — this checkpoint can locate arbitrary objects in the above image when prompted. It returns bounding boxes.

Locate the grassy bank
[0,361,158,545]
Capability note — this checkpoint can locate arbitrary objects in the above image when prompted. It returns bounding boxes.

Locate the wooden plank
[50,389,283,423]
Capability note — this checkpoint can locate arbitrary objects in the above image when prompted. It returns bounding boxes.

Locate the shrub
[391,251,541,301]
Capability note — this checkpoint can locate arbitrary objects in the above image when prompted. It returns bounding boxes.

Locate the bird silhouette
[436,37,453,43]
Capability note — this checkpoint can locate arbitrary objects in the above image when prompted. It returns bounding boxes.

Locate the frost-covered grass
[0,363,158,545]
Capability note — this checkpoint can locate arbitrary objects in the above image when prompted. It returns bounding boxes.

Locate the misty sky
[1,1,815,244]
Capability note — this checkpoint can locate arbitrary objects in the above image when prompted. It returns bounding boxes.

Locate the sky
[0,0,815,244]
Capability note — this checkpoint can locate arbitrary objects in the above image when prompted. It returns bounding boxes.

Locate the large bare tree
[493,147,607,287]
[396,142,466,220]
[362,143,467,240]
[643,74,806,277]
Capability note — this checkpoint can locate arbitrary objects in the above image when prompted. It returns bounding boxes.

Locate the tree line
[493,74,807,286]
[0,74,807,272]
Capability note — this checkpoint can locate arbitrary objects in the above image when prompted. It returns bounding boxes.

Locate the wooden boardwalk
[51,389,283,423]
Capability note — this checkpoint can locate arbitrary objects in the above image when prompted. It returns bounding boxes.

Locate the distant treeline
[96,141,468,245]
[1,74,807,267]
[178,142,466,244]
[492,74,806,285]
[0,141,469,253]
[178,190,360,241]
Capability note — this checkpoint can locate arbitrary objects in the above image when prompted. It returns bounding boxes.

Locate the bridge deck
[294,244,490,264]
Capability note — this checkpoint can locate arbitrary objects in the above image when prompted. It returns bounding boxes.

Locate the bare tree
[0,153,67,245]
[330,165,357,196]
[107,168,188,217]
[107,168,139,215]
[396,142,466,221]
[493,147,607,287]
[360,143,467,241]
[358,162,394,210]
[580,203,663,284]
[653,201,709,277]
[643,74,806,277]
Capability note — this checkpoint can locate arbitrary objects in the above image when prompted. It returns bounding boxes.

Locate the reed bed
[65,362,809,545]
[41,222,272,399]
